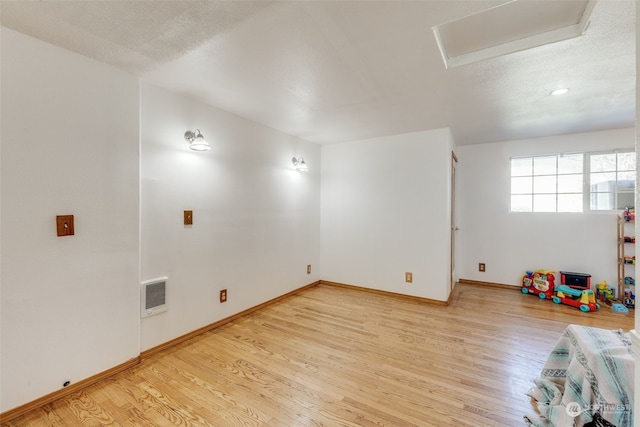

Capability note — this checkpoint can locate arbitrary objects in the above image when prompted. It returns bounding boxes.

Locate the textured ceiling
[1,0,635,145]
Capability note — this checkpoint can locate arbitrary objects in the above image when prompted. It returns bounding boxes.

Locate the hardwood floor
[2,282,635,427]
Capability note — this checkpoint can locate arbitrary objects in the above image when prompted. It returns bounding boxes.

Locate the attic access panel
[432,0,595,68]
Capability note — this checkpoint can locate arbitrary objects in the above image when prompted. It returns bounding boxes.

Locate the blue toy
[612,303,629,313]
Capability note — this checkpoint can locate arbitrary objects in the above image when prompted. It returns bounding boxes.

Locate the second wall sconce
[184,129,211,151]
[292,157,309,172]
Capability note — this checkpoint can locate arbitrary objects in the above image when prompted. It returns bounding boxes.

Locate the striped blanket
[524,325,634,427]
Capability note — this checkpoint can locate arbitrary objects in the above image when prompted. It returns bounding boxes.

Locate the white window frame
[586,149,636,212]
[510,149,635,213]
[510,153,584,213]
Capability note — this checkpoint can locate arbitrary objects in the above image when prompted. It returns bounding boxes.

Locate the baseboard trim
[0,356,141,424]
[141,281,321,359]
[446,284,456,305]
[458,278,519,290]
[319,280,449,305]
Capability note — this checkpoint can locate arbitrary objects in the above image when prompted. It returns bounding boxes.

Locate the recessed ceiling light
[550,88,570,96]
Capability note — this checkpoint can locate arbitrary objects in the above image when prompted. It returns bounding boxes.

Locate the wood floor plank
[2,282,635,426]
[40,398,82,427]
[66,390,122,427]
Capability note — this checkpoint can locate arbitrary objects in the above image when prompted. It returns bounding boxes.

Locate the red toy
[521,270,555,299]
[552,285,600,312]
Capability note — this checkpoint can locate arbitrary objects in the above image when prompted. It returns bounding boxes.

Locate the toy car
[552,285,600,312]
[521,270,555,299]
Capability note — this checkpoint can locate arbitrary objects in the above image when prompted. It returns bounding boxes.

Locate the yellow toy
[595,281,614,305]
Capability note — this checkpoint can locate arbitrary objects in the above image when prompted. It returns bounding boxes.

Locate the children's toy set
[522,270,600,312]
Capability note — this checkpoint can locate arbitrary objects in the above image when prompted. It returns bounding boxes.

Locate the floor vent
[141,277,168,318]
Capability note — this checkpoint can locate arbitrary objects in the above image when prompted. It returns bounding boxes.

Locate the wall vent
[141,277,168,318]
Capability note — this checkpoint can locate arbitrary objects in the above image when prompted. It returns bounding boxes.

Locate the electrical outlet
[479,263,486,272]
[405,272,413,283]
[56,215,74,236]
[307,264,311,274]
[219,289,227,303]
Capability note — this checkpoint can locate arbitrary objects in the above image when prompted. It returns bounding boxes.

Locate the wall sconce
[184,129,211,151]
[292,157,309,171]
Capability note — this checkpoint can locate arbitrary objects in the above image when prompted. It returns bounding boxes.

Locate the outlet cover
[479,263,486,272]
[56,215,74,236]
[405,272,413,283]
[184,210,193,225]
[220,289,227,303]
[307,264,311,274]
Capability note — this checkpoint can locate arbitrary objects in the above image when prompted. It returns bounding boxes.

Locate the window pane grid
[589,149,635,211]
[511,154,584,213]
[512,150,634,213]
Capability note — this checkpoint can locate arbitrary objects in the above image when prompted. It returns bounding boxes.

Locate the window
[510,149,635,213]
[589,151,636,211]
[511,153,583,212]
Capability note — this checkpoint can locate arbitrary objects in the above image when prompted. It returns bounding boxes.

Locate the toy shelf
[617,215,635,306]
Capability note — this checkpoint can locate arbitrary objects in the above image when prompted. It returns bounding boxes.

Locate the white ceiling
[0,0,635,145]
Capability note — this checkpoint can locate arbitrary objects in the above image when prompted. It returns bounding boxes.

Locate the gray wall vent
[141,277,168,318]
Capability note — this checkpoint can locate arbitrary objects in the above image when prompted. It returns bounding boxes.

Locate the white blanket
[524,325,634,427]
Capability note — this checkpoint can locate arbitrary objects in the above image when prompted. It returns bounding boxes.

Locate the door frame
[450,151,458,291]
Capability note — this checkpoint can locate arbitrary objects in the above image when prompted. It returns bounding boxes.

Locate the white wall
[457,128,635,288]
[320,128,454,302]
[0,28,140,412]
[140,82,321,351]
